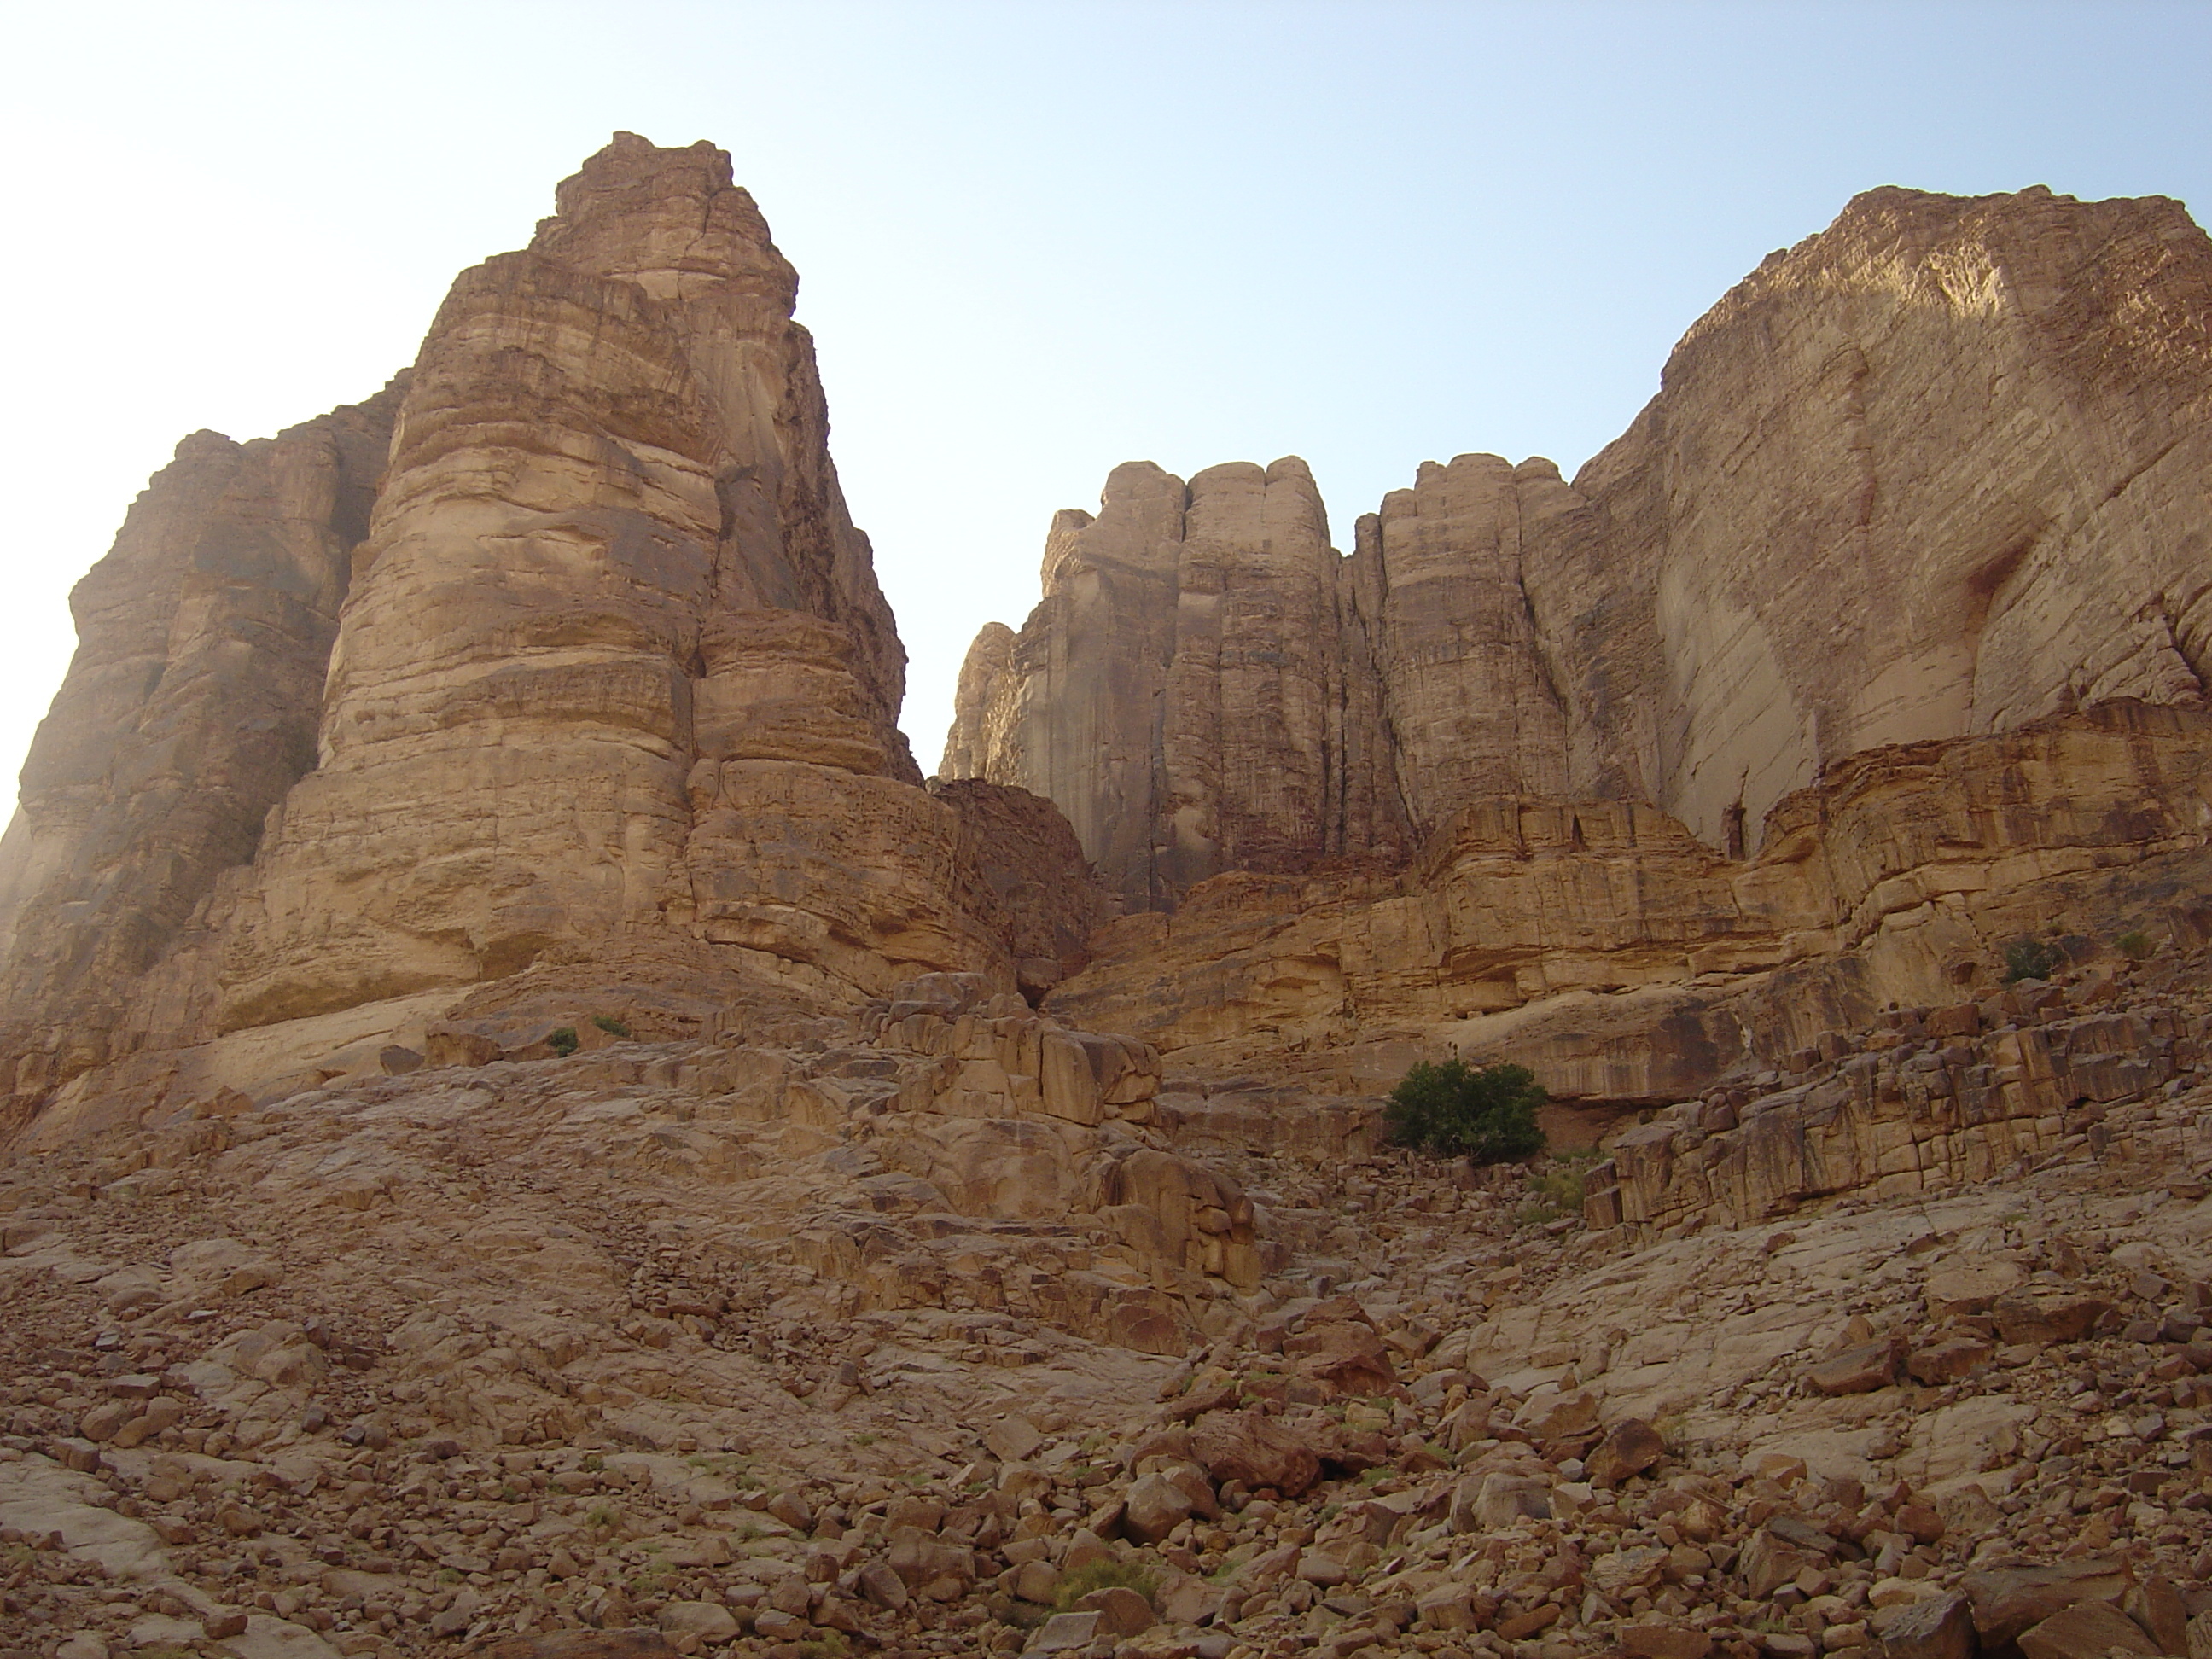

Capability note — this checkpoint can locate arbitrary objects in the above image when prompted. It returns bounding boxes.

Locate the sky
[3,0,2209,794]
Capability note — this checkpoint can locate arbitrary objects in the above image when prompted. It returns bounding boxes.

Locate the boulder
[1452,1471,1551,1532]
[1992,1290,2112,1348]
[1075,1585,1157,1636]
[1740,1524,1821,1598]
[474,1635,680,1659]
[1807,1337,1904,1395]
[1964,1560,2132,1648]
[1873,1591,1976,1659]
[656,1604,739,1643]
[1188,1409,1323,1498]
[1622,1627,1714,1659]
[2017,1601,2160,1659]
[1121,1470,1197,1545]
[1586,1417,1667,1487]
[1024,1611,1103,1654]
[1283,1318,1398,1395]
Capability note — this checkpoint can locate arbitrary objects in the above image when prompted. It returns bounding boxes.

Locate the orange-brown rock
[0,136,1108,1131]
[0,387,401,1098]
[942,457,1409,911]
[213,134,937,1031]
[1534,186,2212,852]
[1051,701,2212,1111]
[952,186,2212,877]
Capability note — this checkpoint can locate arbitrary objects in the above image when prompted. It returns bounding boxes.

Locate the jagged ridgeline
[946,186,2212,1108]
[1,139,2210,1152]
[6,132,2212,1659]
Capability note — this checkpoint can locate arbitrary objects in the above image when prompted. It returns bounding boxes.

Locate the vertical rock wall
[212,135,959,1031]
[946,184,2212,892]
[945,458,1413,911]
[0,388,400,1090]
[0,136,1105,1109]
[1528,184,2212,852]
[1350,453,1574,836]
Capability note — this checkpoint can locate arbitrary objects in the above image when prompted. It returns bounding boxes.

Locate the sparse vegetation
[1384,1059,1546,1164]
[1053,1557,1157,1612]
[1528,1149,1600,1213]
[548,1026,580,1057]
[2118,929,2156,962]
[2001,936,2063,984]
[593,1014,633,1038]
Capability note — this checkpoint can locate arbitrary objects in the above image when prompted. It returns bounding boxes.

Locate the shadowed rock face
[946,183,2212,877]
[0,385,403,1089]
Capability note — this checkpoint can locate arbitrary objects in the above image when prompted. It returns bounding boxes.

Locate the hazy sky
[4,0,2208,793]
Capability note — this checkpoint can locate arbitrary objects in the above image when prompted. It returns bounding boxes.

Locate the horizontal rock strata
[1048,701,2212,1108]
[1586,972,2209,1236]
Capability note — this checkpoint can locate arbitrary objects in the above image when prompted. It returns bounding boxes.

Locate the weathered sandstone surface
[8,150,2212,1659]
[943,459,1410,913]
[212,132,936,1035]
[8,946,2212,1658]
[0,135,1108,1127]
[1046,701,2212,1113]
[947,184,2212,1119]
[0,387,403,1093]
[949,184,2212,867]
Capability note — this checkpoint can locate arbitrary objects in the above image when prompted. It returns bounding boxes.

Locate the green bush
[2000,937,2062,984]
[548,1026,580,1057]
[592,1014,633,1038]
[1384,1060,1546,1164]
[2117,930,2155,963]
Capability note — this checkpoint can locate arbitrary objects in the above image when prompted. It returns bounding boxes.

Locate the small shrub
[548,1026,580,1057]
[2000,937,2062,984]
[1528,1149,1599,1213]
[2117,930,2155,962]
[1053,1557,1157,1612]
[1384,1060,1546,1164]
[592,1014,633,1038]
[585,1502,618,1528]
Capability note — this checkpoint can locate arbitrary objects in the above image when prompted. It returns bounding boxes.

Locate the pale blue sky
[4,0,2207,782]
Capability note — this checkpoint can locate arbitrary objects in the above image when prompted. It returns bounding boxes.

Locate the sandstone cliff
[0,136,1105,1115]
[5,154,2212,1659]
[937,183,2212,1112]
[946,184,2212,870]
[0,386,402,1089]
[944,457,1411,912]
[1050,700,2212,1108]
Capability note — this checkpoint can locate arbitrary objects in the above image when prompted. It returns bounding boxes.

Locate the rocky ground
[6,961,2212,1659]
